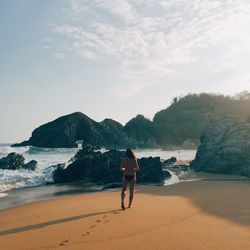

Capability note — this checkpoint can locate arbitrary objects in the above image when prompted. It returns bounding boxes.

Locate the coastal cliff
[191,117,250,177]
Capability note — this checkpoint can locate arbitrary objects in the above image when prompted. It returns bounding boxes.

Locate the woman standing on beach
[120,149,139,209]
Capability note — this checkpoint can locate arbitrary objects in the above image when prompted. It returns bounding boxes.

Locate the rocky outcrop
[13,113,130,148]
[0,153,25,170]
[124,115,158,148]
[53,145,167,184]
[13,93,250,149]
[23,160,38,171]
[14,112,102,148]
[191,117,250,177]
[153,93,250,147]
[0,153,37,171]
[162,157,177,166]
[97,119,129,148]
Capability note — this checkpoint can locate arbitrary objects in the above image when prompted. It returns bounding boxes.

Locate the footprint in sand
[60,240,69,246]
[113,211,119,215]
[90,225,96,229]
[96,219,101,223]
[104,219,109,223]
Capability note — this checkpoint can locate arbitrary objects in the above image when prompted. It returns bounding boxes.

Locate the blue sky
[1,0,250,142]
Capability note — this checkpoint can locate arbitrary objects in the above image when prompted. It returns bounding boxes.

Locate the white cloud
[50,0,250,97]
[94,0,137,24]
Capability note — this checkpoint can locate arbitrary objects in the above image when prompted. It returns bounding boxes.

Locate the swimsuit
[124,175,134,181]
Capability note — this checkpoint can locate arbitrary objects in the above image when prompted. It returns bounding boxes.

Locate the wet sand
[0,180,250,250]
[0,182,103,210]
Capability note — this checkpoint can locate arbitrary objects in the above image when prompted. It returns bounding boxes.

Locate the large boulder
[137,157,165,182]
[191,117,250,176]
[23,160,38,171]
[0,153,37,171]
[0,153,25,170]
[53,146,166,184]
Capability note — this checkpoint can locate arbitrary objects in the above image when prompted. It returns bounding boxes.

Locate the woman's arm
[134,159,139,171]
[120,159,125,171]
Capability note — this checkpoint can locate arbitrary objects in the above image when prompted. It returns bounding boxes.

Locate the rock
[98,119,130,148]
[0,152,25,170]
[124,115,158,148]
[164,170,172,178]
[153,93,250,147]
[162,157,177,166]
[11,140,30,147]
[53,147,165,184]
[0,153,38,171]
[12,112,130,148]
[191,117,250,177]
[23,160,37,171]
[137,157,165,182]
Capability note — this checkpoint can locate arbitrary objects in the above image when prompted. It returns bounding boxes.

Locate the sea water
[0,144,197,197]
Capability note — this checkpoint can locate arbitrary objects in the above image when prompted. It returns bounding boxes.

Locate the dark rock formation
[124,115,158,147]
[191,117,250,177]
[0,153,25,170]
[14,112,102,148]
[11,140,30,147]
[53,146,166,184]
[23,160,38,171]
[97,119,129,148]
[153,93,250,147]
[162,157,177,166]
[137,157,165,182]
[13,112,130,148]
[13,93,250,149]
[0,153,37,171]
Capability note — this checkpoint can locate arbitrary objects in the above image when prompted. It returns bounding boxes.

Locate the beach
[1,180,250,250]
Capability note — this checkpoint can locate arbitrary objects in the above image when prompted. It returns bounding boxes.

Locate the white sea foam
[0,145,30,155]
[0,145,79,196]
[0,193,7,198]
[164,171,181,186]
[134,148,196,161]
[164,170,202,186]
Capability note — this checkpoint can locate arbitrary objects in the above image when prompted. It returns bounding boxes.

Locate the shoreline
[1,170,249,211]
[1,180,250,249]
[0,182,105,211]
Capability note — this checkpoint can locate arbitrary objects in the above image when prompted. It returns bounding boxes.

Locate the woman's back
[120,157,139,176]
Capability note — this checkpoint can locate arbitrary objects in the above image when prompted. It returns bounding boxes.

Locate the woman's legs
[128,178,135,208]
[121,177,128,209]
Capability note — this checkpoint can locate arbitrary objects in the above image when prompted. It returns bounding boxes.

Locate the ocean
[0,144,197,198]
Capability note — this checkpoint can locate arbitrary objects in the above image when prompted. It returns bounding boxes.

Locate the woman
[120,148,139,209]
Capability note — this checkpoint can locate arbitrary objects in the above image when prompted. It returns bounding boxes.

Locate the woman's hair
[126,148,136,159]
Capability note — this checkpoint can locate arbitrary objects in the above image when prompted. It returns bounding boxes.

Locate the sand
[0,180,250,250]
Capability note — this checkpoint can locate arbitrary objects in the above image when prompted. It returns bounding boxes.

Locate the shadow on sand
[138,179,250,227]
[0,209,122,236]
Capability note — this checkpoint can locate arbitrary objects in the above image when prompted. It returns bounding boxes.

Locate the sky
[1,0,250,142]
